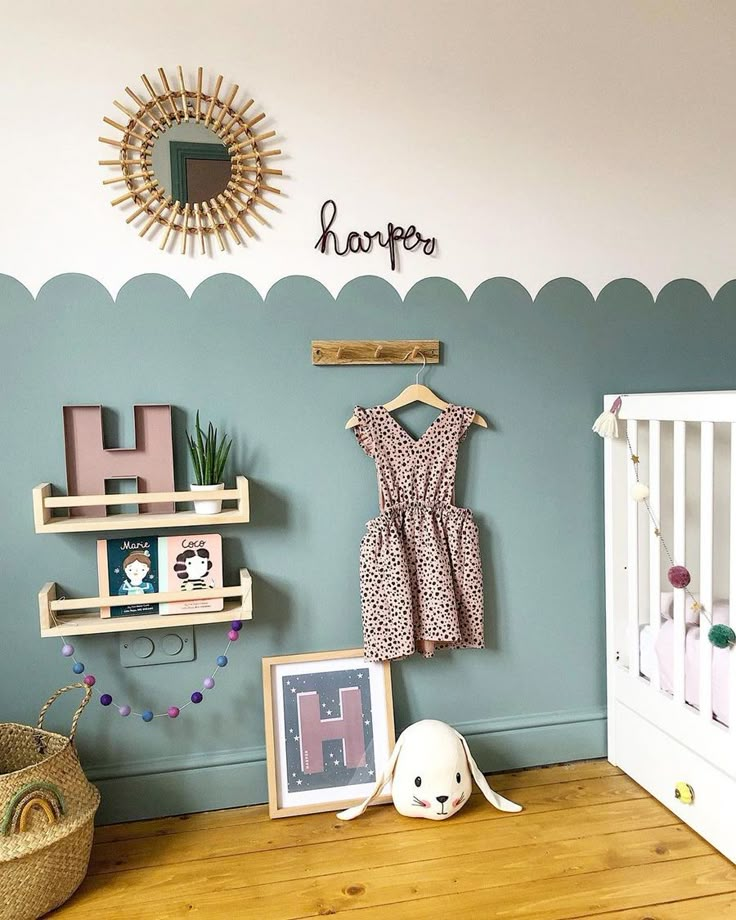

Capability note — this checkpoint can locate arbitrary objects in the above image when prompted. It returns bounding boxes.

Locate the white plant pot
[191,483,224,515]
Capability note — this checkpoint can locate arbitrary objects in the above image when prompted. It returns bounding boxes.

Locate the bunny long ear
[457,732,522,813]
[336,735,403,821]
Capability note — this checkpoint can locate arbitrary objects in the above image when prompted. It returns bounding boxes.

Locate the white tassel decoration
[592,396,622,439]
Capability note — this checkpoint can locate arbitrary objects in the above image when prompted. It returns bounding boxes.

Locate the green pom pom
[708,624,736,649]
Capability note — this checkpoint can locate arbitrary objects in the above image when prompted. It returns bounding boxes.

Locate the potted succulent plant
[187,412,233,515]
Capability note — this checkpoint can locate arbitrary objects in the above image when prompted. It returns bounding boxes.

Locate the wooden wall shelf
[32,476,250,534]
[311,340,440,366]
[38,569,253,637]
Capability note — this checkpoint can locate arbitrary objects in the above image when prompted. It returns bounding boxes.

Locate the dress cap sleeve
[352,406,376,457]
[458,406,477,442]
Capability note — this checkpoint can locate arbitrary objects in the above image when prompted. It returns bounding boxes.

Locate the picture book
[97,537,160,618]
[158,534,223,615]
[96,534,224,619]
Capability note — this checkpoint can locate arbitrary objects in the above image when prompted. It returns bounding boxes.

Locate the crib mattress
[639,620,730,726]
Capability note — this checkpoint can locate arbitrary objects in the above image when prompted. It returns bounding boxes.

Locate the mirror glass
[150,121,232,205]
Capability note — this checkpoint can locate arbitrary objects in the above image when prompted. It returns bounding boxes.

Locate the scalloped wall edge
[0,272,732,305]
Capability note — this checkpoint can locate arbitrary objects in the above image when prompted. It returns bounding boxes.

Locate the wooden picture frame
[262,649,395,819]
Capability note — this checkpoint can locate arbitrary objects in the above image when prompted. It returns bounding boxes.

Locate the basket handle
[37,683,93,742]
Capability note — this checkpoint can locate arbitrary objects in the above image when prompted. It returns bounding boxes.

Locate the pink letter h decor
[297,687,368,774]
[63,404,175,517]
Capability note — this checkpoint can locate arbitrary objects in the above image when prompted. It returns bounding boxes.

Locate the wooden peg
[158,67,180,123]
[202,200,225,251]
[177,65,189,120]
[160,200,180,251]
[211,197,240,245]
[195,66,203,122]
[141,73,171,126]
[213,83,238,131]
[111,180,156,206]
[181,203,191,254]
[139,198,169,237]
[204,75,223,126]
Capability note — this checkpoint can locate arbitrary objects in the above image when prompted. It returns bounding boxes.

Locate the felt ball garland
[595,396,736,650]
[53,619,243,721]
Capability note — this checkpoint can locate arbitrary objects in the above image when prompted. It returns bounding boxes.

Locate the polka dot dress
[354,404,484,661]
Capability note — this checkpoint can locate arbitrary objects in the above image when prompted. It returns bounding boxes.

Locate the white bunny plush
[337,719,522,821]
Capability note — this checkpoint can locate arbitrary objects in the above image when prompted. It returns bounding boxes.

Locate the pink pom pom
[668,565,691,589]
[167,706,180,719]
[228,629,239,642]
[83,675,96,687]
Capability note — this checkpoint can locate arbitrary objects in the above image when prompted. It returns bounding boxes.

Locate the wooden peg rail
[311,340,440,366]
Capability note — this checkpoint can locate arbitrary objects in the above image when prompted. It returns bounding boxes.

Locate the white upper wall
[2,0,735,297]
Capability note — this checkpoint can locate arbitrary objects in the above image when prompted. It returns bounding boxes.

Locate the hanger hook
[414,351,426,385]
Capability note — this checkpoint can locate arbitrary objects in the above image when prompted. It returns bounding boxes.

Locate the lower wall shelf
[38,569,252,637]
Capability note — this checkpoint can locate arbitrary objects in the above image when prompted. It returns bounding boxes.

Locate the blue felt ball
[216,655,228,668]
[141,710,154,722]
[72,662,85,674]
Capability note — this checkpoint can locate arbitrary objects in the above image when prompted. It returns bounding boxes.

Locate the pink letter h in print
[297,687,367,774]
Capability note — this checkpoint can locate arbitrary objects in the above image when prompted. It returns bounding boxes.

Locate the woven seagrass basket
[0,683,100,920]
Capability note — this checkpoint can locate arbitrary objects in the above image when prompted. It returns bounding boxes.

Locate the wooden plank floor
[52,760,736,919]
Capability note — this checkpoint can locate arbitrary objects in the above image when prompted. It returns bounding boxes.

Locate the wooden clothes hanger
[345,351,488,429]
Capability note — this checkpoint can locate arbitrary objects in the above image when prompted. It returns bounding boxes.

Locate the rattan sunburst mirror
[99,66,282,254]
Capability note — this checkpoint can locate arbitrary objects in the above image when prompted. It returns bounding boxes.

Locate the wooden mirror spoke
[100,66,282,254]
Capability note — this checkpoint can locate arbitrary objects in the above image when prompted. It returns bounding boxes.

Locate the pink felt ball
[83,675,96,687]
[668,565,691,589]
[228,629,239,642]
[167,706,180,719]
[203,677,215,690]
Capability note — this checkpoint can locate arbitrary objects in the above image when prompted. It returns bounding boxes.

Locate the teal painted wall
[1,272,732,823]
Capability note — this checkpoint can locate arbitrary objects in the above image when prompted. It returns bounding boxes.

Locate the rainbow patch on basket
[1,782,66,835]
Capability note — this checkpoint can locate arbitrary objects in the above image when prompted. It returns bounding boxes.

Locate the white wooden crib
[604,391,736,861]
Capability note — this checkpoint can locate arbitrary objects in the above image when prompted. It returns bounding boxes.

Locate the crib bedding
[639,611,731,726]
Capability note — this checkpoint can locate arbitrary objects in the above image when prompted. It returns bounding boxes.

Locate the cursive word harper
[314,199,437,271]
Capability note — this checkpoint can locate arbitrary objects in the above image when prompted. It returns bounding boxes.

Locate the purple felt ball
[61,643,74,657]
[191,691,203,704]
[668,565,691,589]
[228,629,239,642]
[167,706,180,719]
[118,705,131,717]
[203,677,215,690]
[231,620,243,631]
[100,693,113,706]
[83,675,96,687]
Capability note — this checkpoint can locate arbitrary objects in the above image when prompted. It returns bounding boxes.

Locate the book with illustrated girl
[158,534,223,615]
[97,537,160,618]
[97,534,223,618]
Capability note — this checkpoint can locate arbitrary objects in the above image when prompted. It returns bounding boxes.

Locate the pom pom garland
[708,624,736,649]
[54,619,241,722]
[631,483,650,502]
[668,565,691,589]
[596,404,733,654]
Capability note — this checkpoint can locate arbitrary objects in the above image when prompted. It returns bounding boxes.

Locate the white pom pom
[631,482,650,502]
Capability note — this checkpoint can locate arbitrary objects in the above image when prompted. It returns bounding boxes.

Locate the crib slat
[673,420,687,706]
[648,420,661,691]
[699,422,714,723]
[730,423,736,738]
[627,420,641,677]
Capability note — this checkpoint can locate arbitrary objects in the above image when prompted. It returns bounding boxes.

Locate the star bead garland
[54,617,243,721]
[594,396,736,649]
